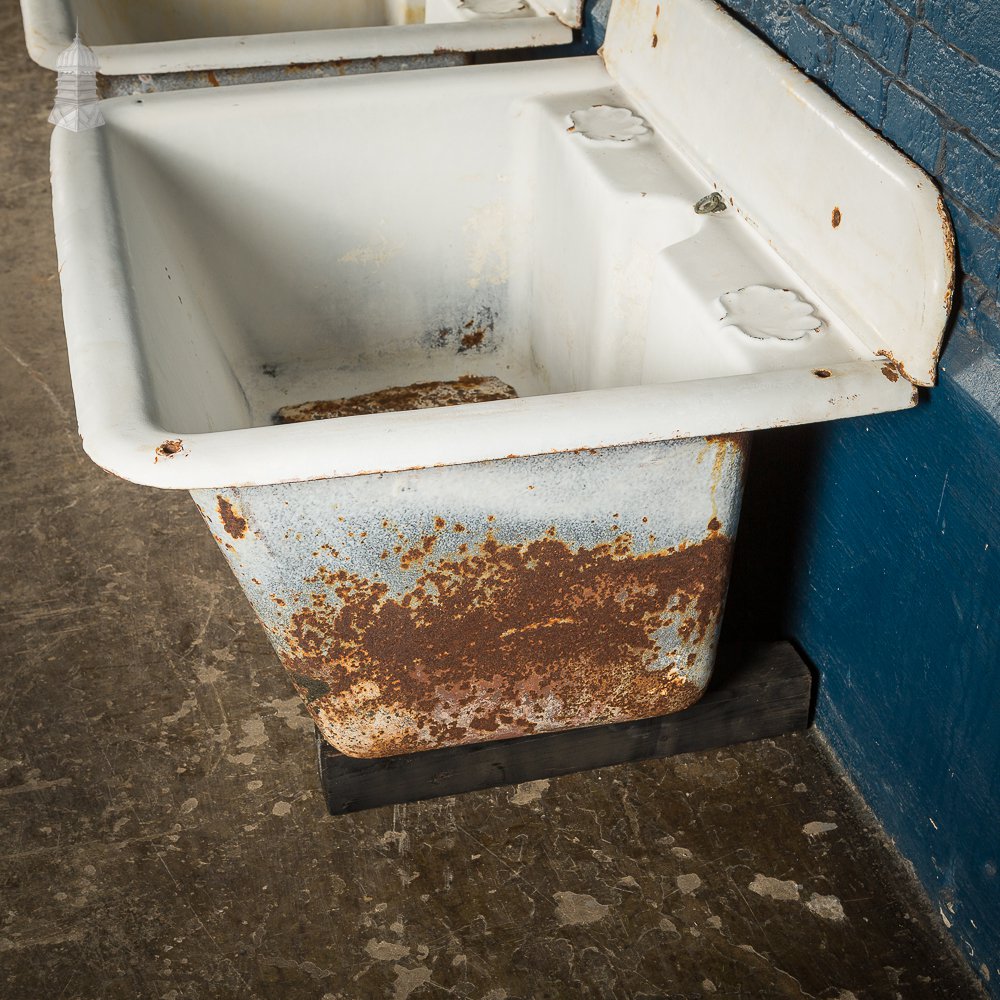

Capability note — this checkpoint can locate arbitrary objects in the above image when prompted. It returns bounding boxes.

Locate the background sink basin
[21,0,582,92]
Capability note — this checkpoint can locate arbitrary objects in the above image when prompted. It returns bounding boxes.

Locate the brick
[750,0,794,45]
[906,26,1000,155]
[982,299,1000,353]
[826,0,858,24]
[807,0,910,74]
[832,41,889,127]
[953,272,981,318]
[803,0,855,32]
[582,0,612,49]
[844,0,910,74]
[924,1,1000,75]
[725,0,756,18]
[882,83,942,174]
[944,198,1000,291]
[799,0,836,27]
[942,131,1000,224]
[958,278,1000,352]
[953,275,1000,342]
[939,312,1000,421]
[785,8,835,78]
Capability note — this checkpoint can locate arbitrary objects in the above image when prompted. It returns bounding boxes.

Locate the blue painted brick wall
[706,1,1000,990]
[578,0,1000,990]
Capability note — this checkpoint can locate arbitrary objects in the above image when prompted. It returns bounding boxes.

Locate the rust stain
[936,194,957,316]
[155,439,182,459]
[274,375,518,423]
[460,328,486,350]
[876,350,906,383]
[282,528,733,758]
[705,432,752,462]
[216,495,248,540]
[286,58,350,76]
[813,368,832,379]
[99,52,463,100]
[651,32,659,47]
[831,206,842,228]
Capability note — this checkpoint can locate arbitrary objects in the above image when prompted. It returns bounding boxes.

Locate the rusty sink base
[196,437,749,758]
[316,641,811,815]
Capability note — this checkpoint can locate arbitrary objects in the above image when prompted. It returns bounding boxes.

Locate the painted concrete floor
[0,6,986,998]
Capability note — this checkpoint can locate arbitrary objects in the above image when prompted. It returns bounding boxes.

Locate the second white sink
[21,0,581,87]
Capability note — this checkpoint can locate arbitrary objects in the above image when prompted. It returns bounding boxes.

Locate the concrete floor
[0,5,986,998]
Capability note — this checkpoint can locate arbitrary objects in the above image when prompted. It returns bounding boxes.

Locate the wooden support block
[317,642,812,815]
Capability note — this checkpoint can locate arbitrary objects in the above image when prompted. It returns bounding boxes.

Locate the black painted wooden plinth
[317,642,812,815]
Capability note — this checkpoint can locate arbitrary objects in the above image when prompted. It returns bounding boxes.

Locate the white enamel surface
[569,105,648,142]
[51,3,947,490]
[456,0,528,16]
[720,286,823,342]
[603,0,953,386]
[20,0,579,74]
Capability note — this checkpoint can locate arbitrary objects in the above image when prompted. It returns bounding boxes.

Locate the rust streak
[706,432,752,462]
[216,495,248,540]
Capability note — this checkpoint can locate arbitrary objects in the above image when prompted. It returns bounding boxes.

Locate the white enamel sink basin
[50,0,953,491]
[47,0,955,758]
[21,0,580,80]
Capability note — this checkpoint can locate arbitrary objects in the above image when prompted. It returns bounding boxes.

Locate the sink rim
[49,4,951,490]
[20,0,580,74]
